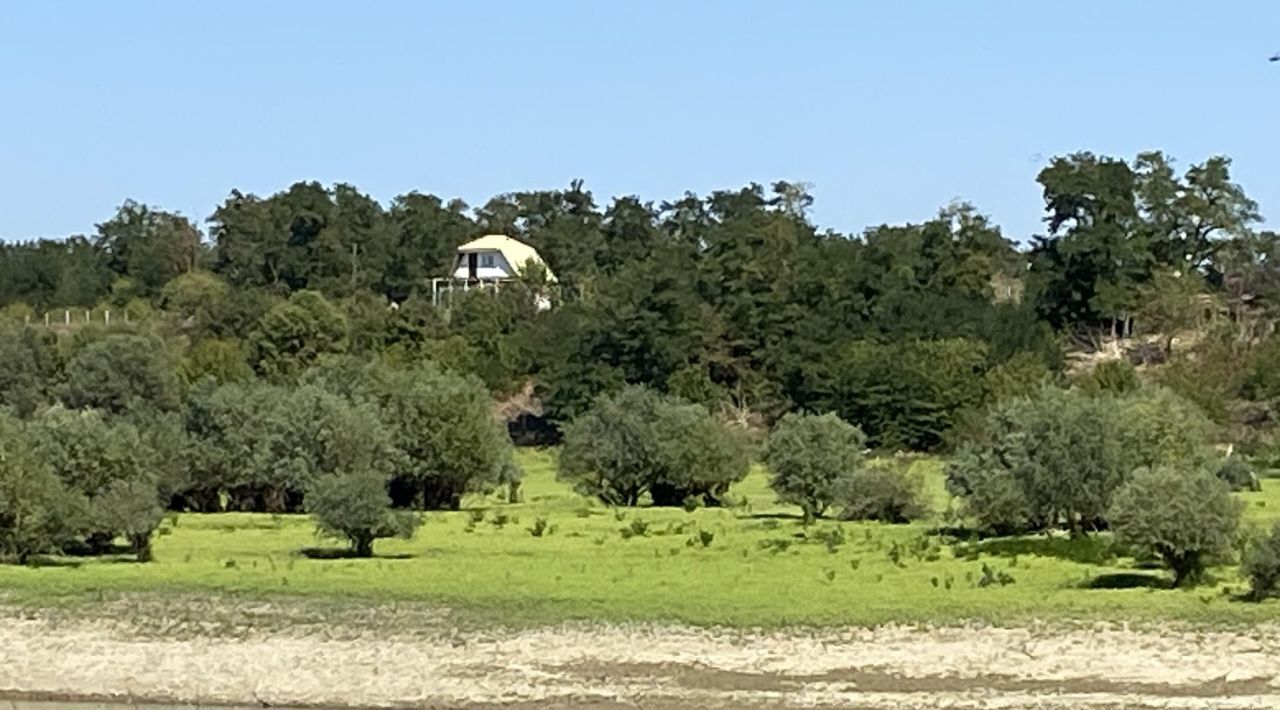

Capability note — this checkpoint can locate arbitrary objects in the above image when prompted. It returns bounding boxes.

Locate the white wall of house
[452,250,516,281]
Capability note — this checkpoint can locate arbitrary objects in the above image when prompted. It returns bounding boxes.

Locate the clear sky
[2,1,1278,242]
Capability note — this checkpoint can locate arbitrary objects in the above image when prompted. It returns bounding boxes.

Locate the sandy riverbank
[2,606,1280,709]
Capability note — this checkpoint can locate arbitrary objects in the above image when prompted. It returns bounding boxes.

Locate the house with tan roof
[451,234,556,284]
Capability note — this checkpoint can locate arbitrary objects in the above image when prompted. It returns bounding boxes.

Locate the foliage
[249,290,349,380]
[947,387,1126,534]
[90,477,166,561]
[0,413,86,563]
[60,333,181,414]
[1078,360,1140,395]
[180,338,253,385]
[1243,522,1280,601]
[1215,456,1261,493]
[0,326,60,417]
[1109,466,1242,587]
[559,386,749,507]
[304,359,513,510]
[307,470,419,557]
[835,460,928,523]
[184,382,393,512]
[764,412,868,522]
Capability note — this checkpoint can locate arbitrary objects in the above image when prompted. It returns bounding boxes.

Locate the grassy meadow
[3,449,1280,629]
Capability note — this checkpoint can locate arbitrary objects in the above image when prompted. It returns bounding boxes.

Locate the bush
[835,461,927,523]
[90,478,165,561]
[28,408,166,553]
[60,333,181,414]
[1243,522,1280,601]
[764,412,867,522]
[947,386,1215,535]
[946,386,1126,534]
[1078,360,1140,394]
[559,386,749,507]
[307,471,419,557]
[184,382,394,513]
[1114,387,1215,470]
[1109,466,1242,587]
[1216,456,1261,492]
[0,415,86,563]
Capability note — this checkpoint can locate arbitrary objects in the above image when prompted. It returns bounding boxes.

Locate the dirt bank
[2,606,1280,709]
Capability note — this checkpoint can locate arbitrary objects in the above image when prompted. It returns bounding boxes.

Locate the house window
[480,254,496,268]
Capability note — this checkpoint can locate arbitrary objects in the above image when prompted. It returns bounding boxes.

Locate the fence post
[105,310,110,326]
[44,312,50,327]
[64,310,70,326]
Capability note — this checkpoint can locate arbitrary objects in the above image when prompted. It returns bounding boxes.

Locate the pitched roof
[456,234,556,281]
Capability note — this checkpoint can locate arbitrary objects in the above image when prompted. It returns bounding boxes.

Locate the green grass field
[2,449,1280,629]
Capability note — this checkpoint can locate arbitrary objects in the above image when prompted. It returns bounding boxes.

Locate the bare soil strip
[3,610,1280,709]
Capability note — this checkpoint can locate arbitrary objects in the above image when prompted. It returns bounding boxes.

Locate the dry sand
[2,605,1280,709]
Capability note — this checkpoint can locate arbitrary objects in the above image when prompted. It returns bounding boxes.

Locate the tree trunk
[352,533,374,558]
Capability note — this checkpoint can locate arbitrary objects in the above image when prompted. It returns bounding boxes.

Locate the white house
[451,234,556,283]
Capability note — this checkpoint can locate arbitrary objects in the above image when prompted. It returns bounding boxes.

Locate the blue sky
[1,1,1277,242]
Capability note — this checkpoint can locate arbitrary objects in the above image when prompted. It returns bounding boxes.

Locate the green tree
[303,360,511,510]
[559,386,748,507]
[0,326,60,417]
[1109,466,1241,587]
[307,470,419,557]
[60,333,181,414]
[28,408,164,554]
[184,382,393,512]
[764,412,868,522]
[180,338,253,385]
[946,387,1127,534]
[1243,522,1280,601]
[90,477,165,561]
[95,201,200,294]
[0,413,86,563]
[249,289,349,380]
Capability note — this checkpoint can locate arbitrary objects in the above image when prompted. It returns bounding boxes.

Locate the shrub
[764,412,867,522]
[305,359,513,511]
[1114,387,1215,470]
[559,386,748,507]
[945,446,1030,535]
[1109,466,1242,587]
[1243,522,1280,601]
[835,461,928,523]
[90,478,165,561]
[1078,360,1140,394]
[947,386,1215,535]
[0,415,86,563]
[28,408,166,553]
[307,471,419,557]
[1216,456,1261,493]
[184,382,394,513]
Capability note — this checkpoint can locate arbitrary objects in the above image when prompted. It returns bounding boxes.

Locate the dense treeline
[5,150,1280,586]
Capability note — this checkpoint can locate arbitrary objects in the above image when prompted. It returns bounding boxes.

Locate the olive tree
[28,407,165,555]
[0,414,86,563]
[184,382,394,512]
[307,471,419,557]
[304,360,513,510]
[559,386,749,507]
[764,412,868,522]
[947,386,1215,535]
[1109,466,1241,587]
[1243,522,1280,601]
